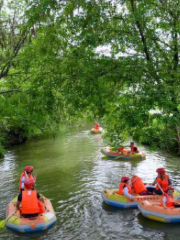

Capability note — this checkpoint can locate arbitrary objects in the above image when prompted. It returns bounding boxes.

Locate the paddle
[0,209,17,229]
[25,171,29,180]
[156,180,164,194]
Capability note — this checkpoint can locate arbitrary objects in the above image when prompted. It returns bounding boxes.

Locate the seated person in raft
[119,176,134,201]
[124,142,137,153]
[146,168,172,195]
[16,179,45,218]
[131,175,152,195]
[93,123,100,130]
[117,146,139,156]
[161,186,180,209]
[19,165,35,192]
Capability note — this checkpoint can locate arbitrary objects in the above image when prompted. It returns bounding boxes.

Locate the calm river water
[0,125,180,240]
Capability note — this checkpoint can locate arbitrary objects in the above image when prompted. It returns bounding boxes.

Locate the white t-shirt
[122,187,133,200]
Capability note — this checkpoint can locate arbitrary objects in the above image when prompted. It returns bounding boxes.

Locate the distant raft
[6,195,56,233]
[138,200,180,223]
[90,127,103,134]
[101,189,180,209]
[101,147,146,160]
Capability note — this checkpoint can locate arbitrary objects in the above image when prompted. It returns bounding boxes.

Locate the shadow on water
[137,212,180,233]
[102,201,137,213]
[101,156,143,169]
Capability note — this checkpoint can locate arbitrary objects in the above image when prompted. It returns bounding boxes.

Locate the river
[0,125,180,240]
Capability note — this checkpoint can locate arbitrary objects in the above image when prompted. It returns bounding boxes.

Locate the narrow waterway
[0,125,180,240]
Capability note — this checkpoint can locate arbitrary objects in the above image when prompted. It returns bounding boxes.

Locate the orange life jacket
[21,190,40,214]
[131,176,147,194]
[160,193,174,208]
[19,172,34,191]
[119,183,132,195]
[38,200,46,214]
[156,174,169,191]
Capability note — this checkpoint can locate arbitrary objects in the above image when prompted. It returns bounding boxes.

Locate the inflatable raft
[138,200,180,223]
[101,147,146,160]
[6,195,56,233]
[90,127,103,134]
[102,189,180,209]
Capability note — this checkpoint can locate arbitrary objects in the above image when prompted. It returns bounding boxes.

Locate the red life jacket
[94,124,100,130]
[160,193,174,208]
[21,190,40,214]
[119,183,132,195]
[156,174,169,191]
[131,145,136,153]
[131,176,147,194]
[19,172,34,191]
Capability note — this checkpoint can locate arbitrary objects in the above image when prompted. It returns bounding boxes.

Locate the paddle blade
[0,220,6,229]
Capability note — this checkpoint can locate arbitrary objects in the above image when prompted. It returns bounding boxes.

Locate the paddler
[147,168,172,195]
[119,176,134,200]
[19,166,35,192]
[16,179,45,218]
[161,186,180,209]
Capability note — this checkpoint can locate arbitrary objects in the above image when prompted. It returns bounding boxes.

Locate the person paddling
[147,168,172,195]
[16,179,45,218]
[161,186,180,209]
[19,166,35,192]
[124,142,137,153]
[119,176,134,201]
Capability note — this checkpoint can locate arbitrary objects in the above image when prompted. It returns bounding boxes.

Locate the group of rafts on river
[1,124,180,234]
[92,124,180,223]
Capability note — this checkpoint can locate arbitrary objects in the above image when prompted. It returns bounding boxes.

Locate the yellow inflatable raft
[101,147,146,160]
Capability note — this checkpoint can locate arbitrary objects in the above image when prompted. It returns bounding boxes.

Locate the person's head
[24,179,35,190]
[156,168,165,177]
[130,142,134,146]
[165,186,174,196]
[121,176,130,184]
[24,166,33,175]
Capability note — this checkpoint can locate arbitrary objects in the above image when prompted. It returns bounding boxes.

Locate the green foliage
[1,0,180,155]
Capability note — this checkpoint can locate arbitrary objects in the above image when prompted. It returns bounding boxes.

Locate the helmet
[156,168,165,174]
[165,186,174,192]
[24,166,33,173]
[24,179,35,189]
[121,176,130,182]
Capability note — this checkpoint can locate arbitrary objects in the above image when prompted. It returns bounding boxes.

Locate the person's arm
[21,176,26,190]
[168,178,172,185]
[162,196,167,209]
[123,187,134,200]
[152,178,157,186]
[16,193,22,209]
[16,201,20,210]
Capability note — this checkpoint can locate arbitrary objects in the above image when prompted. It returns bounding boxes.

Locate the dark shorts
[22,213,38,218]
[139,190,153,195]
[146,187,163,195]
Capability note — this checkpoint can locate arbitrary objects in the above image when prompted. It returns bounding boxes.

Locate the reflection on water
[0,125,180,239]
